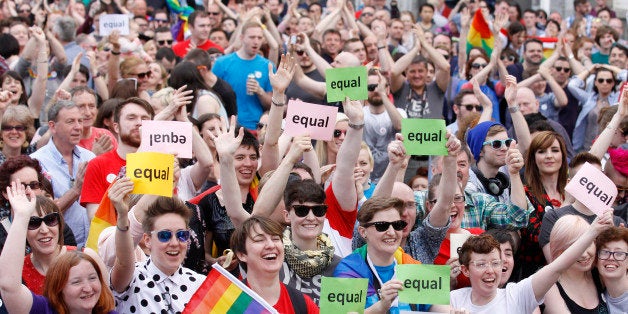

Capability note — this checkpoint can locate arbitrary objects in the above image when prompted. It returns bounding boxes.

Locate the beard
[368,95,384,106]
[120,129,141,148]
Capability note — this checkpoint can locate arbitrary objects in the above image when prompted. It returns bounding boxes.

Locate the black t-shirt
[286,69,326,105]
[558,87,581,139]
[212,77,238,117]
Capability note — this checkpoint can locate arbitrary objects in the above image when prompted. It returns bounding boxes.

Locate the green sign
[320,277,368,313]
[396,264,450,305]
[401,119,448,156]
[325,66,368,102]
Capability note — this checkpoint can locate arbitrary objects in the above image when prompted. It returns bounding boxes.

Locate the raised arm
[87,51,109,100]
[504,75,531,155]
[58,52,84,93]
[108,177,137,293]
[429,133,461,227]
[300,32,332,78]
[589,88,628,158]
[332,97,363,211]
[373,134,406,198]
[28,27,48,119]
[376,72,402,131]
[107,31,122,95]
[538,65,568,107]
[471,78,494,124]
[0,182,37,313]
[415,26,450,92]
[390,33,420,93]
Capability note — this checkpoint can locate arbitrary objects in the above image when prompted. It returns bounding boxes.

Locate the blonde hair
[549,215,589,261]
[315,113,349,166]
[150,87,174,112]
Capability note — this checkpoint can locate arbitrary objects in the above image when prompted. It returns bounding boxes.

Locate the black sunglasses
[207,11,221,15]
[367,84,378,92]
[500,55,516,62]
[295,50,305,56]
[256,122,266,130]
[157,39,173,45]
[483,138,514,149]
[28,212,60,230]
[21,181,42,190]
[1,125,27,132]
[291,204,328,217]
[554,66,570,73]
[596,78,614,84]
[134,71,152,79]
[362,220,407,232]
[471,63,488,69]
[333,129,347,138]
[458,104,483,112]
[151,229,191,243]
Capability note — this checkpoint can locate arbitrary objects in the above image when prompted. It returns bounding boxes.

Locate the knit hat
[466,121,502,162]
[609,144,628,177]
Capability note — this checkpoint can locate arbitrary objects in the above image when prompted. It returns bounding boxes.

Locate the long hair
[29,196,65,247]
[43,251,115,314]
[524,131,568,204]
[1,71,28,105]
[168,61,212,114]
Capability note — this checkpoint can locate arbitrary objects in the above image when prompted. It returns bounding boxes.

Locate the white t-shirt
[450,277,542,314]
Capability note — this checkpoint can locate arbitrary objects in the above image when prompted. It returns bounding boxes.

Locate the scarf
[283,227,334,278]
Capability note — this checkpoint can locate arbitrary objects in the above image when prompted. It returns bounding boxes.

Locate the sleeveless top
[193,89,228,122]
[23,246,78,294]
[556,281,609,314]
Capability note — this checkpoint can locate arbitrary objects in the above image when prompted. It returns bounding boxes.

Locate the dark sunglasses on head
[151,229,191,243]
[362,220,407,232]
[157,39,173,45]
[458,104,483,112]
[554,66,570,73]
[291,204,328,217]
[28,212,60,230]
[1,125,27,132]
[367,84,378,92]
[471,63,488,69]
[135,71,152,79]
[333,129,347,138]
[483,138,514,149]
[597,78,614,84]
[500,55,516,62]
[22,181,42,190]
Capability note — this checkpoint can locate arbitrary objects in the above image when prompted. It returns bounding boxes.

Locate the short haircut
[595,227,628,253]
[523,9,536,16]
[2,105,35,140]
[523,38,543,52]
[568,152,602,170]
[453,89,476,106]
[343,38,364,51]
[33,196,65,246]
[53,16,77,42]
[183,48,213,70]
[528,119,553,133]
[595,26,619,45]
[241,21,262,35]
[0,33,19,58]
[0,155,44,204]
[142,196,192,234]
[239,127,260,157]
[357,197,404,225]
[486,124,507,138]
[507,21,525,36]
[419,3,434,12]
[230,215,284,262]
[113,97,154,123]
[48,100,78,122]
[188,10,209,27]
[549,215,588,260]
[459,234,501,267]
[284,179,325,208]
[485,228,518,253]
[611,43,628,58]
[155,47,176,62]
[70,86,97,99]
[322,28,341,40]
[154,26,171,34]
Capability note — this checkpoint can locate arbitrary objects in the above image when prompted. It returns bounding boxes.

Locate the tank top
[556,281,609,314]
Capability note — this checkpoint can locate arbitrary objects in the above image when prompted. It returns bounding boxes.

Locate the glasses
[361,12,374,17]
[598,249,628,261]
[256,122,266,130]
[483,138,514,149]
[333,129,347,138]
[1,125,27,132]
[22,181,42,190]
[151,229,191,243]
[157,39,173,45]
[291,204,328,217]
[154,18,168,23]
[28,212,60,230]
[367,84,378,92]
[207,11,221,15]
[554,66,570,73]
[362,220,407,232]
[501,55,516,62]
[597,78,614,84]
[132,71,152,79]
[471,63,488,69]
[470,259,503,270]
[458,104,483,112]
[18,9,31,13]
[295,50,305,56]
[428,195,465,205]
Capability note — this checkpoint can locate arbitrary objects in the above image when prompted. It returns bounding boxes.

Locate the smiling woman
[0,105,36,164]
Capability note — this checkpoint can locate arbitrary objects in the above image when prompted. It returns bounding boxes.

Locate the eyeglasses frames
[598,249,628,261]
[333,129,347,138]
[151,229,191,243]
[458,104,483,112]
[157,39,173,45]
[291,204,328,217]
[482,138,514,149]
[28,212,60,230]
[554,66,570,73]
[1,125,27,132]
[596,78,614,84]
[471,63,488,69]
[362,220,407,232]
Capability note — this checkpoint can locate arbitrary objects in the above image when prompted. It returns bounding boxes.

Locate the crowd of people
[0,0,627,312]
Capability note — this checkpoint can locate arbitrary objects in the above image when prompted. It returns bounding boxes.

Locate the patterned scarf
[283,228,334,278]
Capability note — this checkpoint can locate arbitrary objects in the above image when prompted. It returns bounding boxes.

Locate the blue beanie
[466,121,501,162]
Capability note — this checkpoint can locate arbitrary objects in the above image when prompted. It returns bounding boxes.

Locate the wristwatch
[508,106,520,113]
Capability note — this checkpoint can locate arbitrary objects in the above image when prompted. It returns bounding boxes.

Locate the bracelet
[348,121,365,130]
[111,50,121,55]
[271,96,285,107]
[508,106,520,113]
[116,224,129,232]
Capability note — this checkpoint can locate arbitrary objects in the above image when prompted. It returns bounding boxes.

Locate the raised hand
[6,179,37,218]
[506,140,524,175]
[209,116,244,159]
[269,53,297,93]
[445,131,461,157]
[108,177,134,215]
[471,78,492,111]
[92,134,114,155]
[387,133,406,168]
[342,97,364,125]
[590,209,613,234]
[504,75,518,107]
[285,134,313,163]
[619,85,628,117]
[54,88,71,101]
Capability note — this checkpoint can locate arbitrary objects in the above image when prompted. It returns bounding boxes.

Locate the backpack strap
[284,284,308,313]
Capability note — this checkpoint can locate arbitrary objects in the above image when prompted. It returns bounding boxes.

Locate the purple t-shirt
[30,292,118,314]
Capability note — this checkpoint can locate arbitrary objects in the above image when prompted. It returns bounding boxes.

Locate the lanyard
[366,252,399,308]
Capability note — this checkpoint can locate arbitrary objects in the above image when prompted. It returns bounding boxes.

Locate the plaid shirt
[413,190,534,230]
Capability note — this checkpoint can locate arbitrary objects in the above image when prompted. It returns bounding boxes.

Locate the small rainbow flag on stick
[183,264,278,314]
[467,9,495,56]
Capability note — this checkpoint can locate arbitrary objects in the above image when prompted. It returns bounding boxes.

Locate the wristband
[508,106,520,113]
[111,50,121,55]
[272,96,285,107]
[348,121,365,130]
[117,224,129,232]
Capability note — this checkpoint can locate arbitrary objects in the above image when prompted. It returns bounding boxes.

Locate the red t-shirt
[323,182,358,257]
[23,246,77,294]
[272,283,319,314]
[172,39,224,58]
[80,149,126,206]
[78,127,118,152]
[434,229,484,289]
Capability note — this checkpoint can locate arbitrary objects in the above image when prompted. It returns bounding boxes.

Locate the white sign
[139,120,193,159]
[99,14,130,36]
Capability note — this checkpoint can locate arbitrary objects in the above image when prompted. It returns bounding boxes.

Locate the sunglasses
[554,66,570,73]
[18,9,31,13]
[362,220,407,232]
[28,212,60,230]
[133,71,152,79]
[207,11,221,15]
[157,39,173,45]
[428,194,465,205]
[291,204,328,217]
[458,104,483,112]
[471,63,488,69]
[22,181,42,190]
[151,229,191,243]
[1,125,27,132]
[361,12,373,17]
[367,84,378,92]
[295,50,305,56]
[500,55,516,62]
[256,122,266,130]
[596,78,614,84]
[154,18,168,23]
[333,129,347,138]
[483,138,514,149]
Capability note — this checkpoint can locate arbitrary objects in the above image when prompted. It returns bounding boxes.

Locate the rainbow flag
[85,182,117,252]
[183,264,278,314]
[536,37,559,59]
[467,9,495,56]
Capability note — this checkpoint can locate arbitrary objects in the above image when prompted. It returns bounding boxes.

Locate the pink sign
[139,120,193,158]
[565,162,617,216]
[284,99,338,141]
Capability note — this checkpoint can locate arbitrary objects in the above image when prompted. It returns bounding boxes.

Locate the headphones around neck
[471,167,510,197]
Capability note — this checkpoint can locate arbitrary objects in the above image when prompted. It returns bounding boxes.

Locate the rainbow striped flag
[183,264,278,314]
[536,37,559,59]
[467,9,495,56]
[85,182,117,251]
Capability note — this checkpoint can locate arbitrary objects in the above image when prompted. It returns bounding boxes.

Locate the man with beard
[80,98,154,218]
[507,39,544,82]
[31,100,96,247]
[362,69,403,183]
